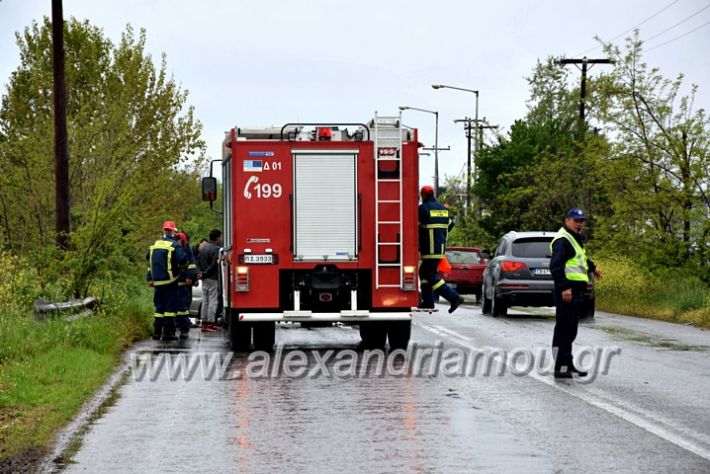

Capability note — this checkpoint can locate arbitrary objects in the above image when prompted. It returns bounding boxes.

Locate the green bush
[595,256,710,326]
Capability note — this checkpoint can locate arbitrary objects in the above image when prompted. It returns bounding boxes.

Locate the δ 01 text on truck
[202,114,421,352]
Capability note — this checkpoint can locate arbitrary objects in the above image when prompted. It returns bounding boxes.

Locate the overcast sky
[2,0,709,185]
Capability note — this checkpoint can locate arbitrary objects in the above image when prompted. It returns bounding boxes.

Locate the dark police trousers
[419,259,460,308]
[552,286,582,370]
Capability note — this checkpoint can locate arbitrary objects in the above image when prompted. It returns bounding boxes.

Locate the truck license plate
[243,254,274,264]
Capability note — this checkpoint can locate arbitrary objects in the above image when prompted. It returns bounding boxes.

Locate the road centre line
[414,322,710,462]
[413,322,472,346]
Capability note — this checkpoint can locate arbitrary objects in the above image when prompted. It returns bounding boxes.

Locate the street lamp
[432,84,479,212]
[399,105,439,195]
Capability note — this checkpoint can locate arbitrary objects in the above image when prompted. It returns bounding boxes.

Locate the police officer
[147,221,188,341]
[418,185,464,313]
[175,231,197,339]
[550,208,602,378]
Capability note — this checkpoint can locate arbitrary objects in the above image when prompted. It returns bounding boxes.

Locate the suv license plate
[532,268,551,276]
[243,254,273,264]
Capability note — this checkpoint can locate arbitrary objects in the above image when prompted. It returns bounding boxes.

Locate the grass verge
[594,256,710,328]
[0,282,152,467]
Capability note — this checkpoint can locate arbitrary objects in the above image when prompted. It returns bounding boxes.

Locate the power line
[644,3,710,42]
[575,0,679,56]
[646,18,710,51]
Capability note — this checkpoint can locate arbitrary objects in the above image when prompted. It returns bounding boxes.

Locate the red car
[442,247,487,301]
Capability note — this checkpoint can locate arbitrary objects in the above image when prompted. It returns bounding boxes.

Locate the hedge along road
[44,303,710,473]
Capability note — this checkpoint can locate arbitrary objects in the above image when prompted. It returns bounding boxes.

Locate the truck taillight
[402,265,417,291]
[236,266,249,292]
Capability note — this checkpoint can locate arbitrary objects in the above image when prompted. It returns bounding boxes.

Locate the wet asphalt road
[55,303,710,473]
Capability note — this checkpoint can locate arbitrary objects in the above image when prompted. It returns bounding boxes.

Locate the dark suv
[481,231,595,317]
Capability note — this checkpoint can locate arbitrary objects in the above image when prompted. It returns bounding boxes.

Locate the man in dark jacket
[147,221,188,341]
[198,229,222,331]
[418,185,464,313]
[549,208,602,379]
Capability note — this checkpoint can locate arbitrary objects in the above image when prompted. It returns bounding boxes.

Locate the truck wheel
[229,313,252,352]
[359,322,386,349]
[387,321,411,350]
[482,284,492,314]
[253,322,276,352]
[492,294,507,317]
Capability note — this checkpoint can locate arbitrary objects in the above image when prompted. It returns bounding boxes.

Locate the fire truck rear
[202,114,420,351]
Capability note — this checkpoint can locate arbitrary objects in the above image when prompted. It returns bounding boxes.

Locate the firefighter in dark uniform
[418,185,464,313]
[550,208,602,378]
[175,231,197,339]
[147,221,188,341]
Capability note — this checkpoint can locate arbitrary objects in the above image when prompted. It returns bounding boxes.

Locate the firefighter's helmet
[162,220,176,231]
[420,185,435,198]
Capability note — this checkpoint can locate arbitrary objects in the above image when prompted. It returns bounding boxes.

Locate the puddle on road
[58,329,553,473]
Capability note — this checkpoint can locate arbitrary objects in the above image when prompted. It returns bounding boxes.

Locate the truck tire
[482,284,492,314]
[253,322,276,352]
[229,313,252,352]
[387,321,411,350]
[359,322,387,349]
[492,294,508,317]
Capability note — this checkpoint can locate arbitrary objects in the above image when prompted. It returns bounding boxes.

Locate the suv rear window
[511,237,553,258]
[446,250,482,264]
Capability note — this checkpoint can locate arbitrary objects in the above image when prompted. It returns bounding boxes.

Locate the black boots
[448,296,465,314]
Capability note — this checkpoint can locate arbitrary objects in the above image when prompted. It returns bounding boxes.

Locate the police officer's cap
[566,208,586,220]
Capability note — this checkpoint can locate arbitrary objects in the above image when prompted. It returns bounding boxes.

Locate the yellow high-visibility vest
[550,227,589,283]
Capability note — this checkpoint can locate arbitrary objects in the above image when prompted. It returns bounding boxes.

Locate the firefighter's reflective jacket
[146,236,188,286]
[418,197,455,259]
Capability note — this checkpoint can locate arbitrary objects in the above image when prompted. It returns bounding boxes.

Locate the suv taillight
[501,261,527,272]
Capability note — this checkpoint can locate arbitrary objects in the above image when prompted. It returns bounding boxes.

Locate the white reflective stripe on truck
[238,312,412,322]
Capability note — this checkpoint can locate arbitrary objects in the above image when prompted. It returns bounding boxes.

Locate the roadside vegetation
[0,18,214,466]
[445,32,709,324]
[594,257,710,328]
[0,252,152,463]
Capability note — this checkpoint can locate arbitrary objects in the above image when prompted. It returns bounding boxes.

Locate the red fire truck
[202,113,421,351]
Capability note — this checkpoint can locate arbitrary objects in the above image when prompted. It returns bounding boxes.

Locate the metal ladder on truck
[373,112,403,289]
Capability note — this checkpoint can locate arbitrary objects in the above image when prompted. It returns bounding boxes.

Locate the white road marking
[415,322,710,462]
[413,322,472,346]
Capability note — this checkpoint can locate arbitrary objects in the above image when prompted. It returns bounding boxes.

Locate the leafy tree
[596,33,709,278]
[0,18,206,296]
[473,56,612,241]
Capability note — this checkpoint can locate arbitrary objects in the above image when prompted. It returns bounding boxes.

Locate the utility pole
[454,117,485,213]
[554,56,614,122]
[52,0,70,250]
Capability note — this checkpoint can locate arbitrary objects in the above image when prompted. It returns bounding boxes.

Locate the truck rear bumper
[237,311,412,322]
